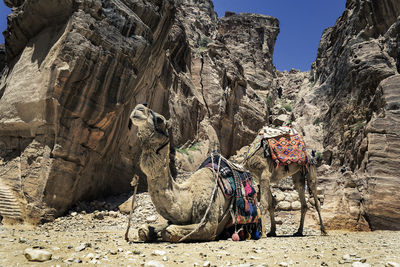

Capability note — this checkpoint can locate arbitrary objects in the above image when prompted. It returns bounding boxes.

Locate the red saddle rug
[267,133,308,166]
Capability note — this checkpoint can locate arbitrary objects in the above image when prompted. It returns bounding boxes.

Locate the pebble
[75,243,87,252]
[386,263,400,267]
[24,248,52,262]
[152,250,167,256]
[203,261,211,267]
[144,260,164,267]
[19,237,27,243]
[279,262,288,267]
[343,254,351,261]
[86,253,95,259]
[146,215,158,223]
[109,249,118,255]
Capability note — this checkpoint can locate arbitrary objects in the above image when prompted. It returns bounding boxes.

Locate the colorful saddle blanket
[268,132,308,166]
[199,154,260,225]
[246,126,309,167]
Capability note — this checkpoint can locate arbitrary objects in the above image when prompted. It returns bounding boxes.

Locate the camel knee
[138,224,159,242]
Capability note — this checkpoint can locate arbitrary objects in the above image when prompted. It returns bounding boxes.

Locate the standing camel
[235,133,327,237]
[130,104,232,242]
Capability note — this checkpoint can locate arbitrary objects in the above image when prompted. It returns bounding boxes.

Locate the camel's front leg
[162,222,217,242]
[138,220,170,242]
[259,169,276,237]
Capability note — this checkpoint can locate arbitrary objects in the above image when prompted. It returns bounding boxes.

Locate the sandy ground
[0,193,399,267]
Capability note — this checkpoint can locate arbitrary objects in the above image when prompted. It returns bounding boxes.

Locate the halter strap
[149,109,169,154]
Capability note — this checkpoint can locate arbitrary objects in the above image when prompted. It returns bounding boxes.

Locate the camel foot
[162,227,181,243]
[293,231,304,237]
[138,225,158,242]
[267,231,277,237]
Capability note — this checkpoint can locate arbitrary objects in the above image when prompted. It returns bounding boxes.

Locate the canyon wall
[0,0,179,222]
[305,0,400,230]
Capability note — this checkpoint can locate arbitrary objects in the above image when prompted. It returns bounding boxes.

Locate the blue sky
[0,1,345,71]
[0,2,10,44]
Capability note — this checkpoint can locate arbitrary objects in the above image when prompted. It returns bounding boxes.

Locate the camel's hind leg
[259,169,276,237]
[292,172,307,236]
[307,165,328,235]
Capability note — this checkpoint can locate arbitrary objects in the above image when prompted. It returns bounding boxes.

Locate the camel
[234,133,327,237]
[130,104,232,242]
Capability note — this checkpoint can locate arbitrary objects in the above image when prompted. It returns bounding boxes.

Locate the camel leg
[259,169,276,237]
[138,221,169,242]
[292,172,307,237]
[161,222,217,242]
[306,166,328,235]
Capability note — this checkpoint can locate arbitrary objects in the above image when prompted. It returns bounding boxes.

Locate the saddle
[247,126,309,167]
[199,154,261,240]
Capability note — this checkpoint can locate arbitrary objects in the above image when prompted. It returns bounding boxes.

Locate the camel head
[130,104,170,152]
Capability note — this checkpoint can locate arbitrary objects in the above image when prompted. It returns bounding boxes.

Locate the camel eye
[156,116,164,125]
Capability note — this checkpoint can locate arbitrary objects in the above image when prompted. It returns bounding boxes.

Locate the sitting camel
[130,104,232,242]
[234,132,327,237]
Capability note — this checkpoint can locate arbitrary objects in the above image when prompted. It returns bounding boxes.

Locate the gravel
[0,192,399,266]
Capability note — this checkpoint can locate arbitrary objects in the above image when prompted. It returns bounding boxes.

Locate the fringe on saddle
[199,153,262,241]
[246,126,316,173]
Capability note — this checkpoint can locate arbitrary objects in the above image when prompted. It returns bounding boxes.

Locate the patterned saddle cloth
[199,154,260,226]
[268,132,308,166]
[247,126,309,167]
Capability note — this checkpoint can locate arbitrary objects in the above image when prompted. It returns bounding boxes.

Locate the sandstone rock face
[362,75,400,230]
[308,0,400,230]
[0,0,280,222]
[170,4,279,157]
[0,0,177,222]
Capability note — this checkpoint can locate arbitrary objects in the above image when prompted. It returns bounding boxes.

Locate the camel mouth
[130,105,148,125]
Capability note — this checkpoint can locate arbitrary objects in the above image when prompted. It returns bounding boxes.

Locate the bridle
[149,109,170,154]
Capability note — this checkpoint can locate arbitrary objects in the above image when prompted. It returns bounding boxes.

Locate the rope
[178,153,221,242]
[124,175,139,242]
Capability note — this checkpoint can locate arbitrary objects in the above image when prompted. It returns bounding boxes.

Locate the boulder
[24,248,52,262]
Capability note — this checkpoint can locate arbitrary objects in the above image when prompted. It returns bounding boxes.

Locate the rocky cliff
[0,0,179,222]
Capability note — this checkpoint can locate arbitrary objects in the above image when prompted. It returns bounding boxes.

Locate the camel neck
[140,144,175,192]
[140,145,188,222]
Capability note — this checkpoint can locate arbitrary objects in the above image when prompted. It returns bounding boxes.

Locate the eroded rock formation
[0,0,178,222]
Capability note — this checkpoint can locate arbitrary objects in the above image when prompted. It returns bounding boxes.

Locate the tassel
[232,232,240,241]
[253,230,260,240]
